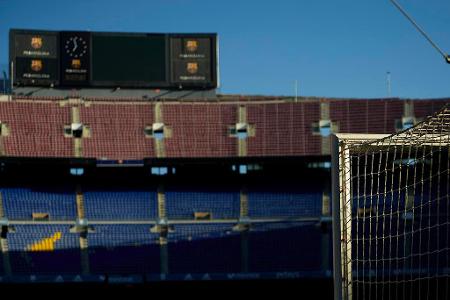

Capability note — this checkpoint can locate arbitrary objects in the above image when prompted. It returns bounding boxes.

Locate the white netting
[334,105,449,300]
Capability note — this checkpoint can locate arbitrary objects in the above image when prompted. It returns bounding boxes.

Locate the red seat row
[0,98,447,160]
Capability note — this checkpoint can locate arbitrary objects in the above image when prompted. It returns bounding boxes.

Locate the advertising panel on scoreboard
[10,29,60,86]
[169,34,217,88]
[60,31,91,86]
[11,31,59,59]
[15,57,59,84]
[171,60,212,83]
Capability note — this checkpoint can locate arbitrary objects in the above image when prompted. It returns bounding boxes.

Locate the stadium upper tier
[0,95,448,160]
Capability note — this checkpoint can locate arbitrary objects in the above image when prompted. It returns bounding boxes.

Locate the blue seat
[168,223,236,243]
[88,224,159,274]
[8,225,80,274]
[248,222,325,272]
[166,189,240,219]
[88,224,158,248]
[8,225,79,252]
[168,224,241,274]
[248,188,322,218]
[2,186,77,220]
[84,189,157,220]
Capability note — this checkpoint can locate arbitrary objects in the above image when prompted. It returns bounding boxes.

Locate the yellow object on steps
[27,232,62,252]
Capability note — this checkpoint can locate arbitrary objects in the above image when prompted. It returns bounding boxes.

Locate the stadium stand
[79,103,155,160]
[248,188,322,218]
[0,99,449,160]
[88,224,159,248]
[1,186,77,220]
[246,102,321,156]
[413,99,450,119]
[88,224,160,274]
[8,225,81,274]
[0,97,447,160]
[8,225,78,252]
[329,99,447,133]
[168,223,241,274]
[168,223,236,243]
[248,222,326,272]
[83,188,158,220]
[164,103,237,157]
[0,95,448,285]
[0,101,72,157]
[165,188,240,220]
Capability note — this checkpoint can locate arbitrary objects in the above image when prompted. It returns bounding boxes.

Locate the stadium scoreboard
[11,30,60,86]
[10,29,218,89]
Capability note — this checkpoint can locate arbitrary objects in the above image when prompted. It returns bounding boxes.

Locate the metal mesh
[333,105,450,300]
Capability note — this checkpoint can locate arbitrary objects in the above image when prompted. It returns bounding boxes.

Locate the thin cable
[389,0,448,60]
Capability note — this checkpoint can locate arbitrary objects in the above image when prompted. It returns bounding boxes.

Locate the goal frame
[331,133,391,300]
[332,109,450,300]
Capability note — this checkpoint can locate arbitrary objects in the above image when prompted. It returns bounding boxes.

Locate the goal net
[332,105,449,300]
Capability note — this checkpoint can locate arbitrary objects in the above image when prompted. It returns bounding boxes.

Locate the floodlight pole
[389,0,450,64]
[386,71,391,97]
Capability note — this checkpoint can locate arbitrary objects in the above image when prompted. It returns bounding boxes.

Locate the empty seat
[168,223,236,243]
[249,222,324,272]
[2,186,77,220]
[8,225,81,275]
[84,189,157,220]
[166,189,240,220]
[168,224,241,274]
[248,188,322,218]
[88,224,159,274]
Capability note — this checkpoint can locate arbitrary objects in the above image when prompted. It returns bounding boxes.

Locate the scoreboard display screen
[10,29,218,89]
[91,34,166,86]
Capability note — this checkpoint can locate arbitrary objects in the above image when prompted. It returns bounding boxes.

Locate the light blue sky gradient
[0,0,449,98]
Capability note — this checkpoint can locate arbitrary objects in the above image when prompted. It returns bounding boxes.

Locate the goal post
[332,105,450,300]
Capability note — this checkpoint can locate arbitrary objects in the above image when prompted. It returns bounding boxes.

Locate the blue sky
[0,0,449,98]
